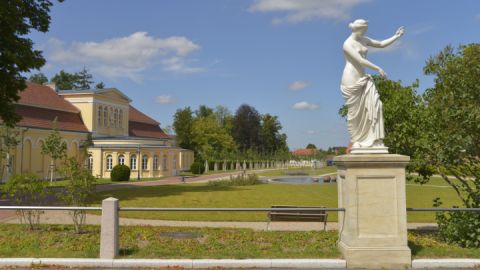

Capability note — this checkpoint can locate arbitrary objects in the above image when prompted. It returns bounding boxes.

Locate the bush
[111,164,130,181]
[190,161,205,174]
[208,173,261,187]
[59,158,96,233]
[434,198,480,248]
[3,173,49,230]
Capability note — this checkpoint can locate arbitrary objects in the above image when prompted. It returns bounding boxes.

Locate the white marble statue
[341,19,404,153]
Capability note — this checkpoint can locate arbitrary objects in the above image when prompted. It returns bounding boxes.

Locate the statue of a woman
[341,19,404,153]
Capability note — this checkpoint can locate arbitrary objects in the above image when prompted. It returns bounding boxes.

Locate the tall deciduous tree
[191,116,236,161]
[51,70,80,90]
[232,104,261,152]
[28,73,48,84]
[0,0,56,126]
[173,107,194,150]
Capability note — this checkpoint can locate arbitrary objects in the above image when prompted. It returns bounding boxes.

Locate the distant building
[291,148,319,156]
[0,83,194,182]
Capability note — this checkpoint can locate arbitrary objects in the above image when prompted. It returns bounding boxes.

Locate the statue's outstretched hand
[378,68,387,78]
[395,26,405,38]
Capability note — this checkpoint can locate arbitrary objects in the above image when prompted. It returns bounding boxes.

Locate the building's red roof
[15,104,88,133]
[292,148,318,156]
[129,105,159,125]
[128,121,170,139]
[18,82,79,112]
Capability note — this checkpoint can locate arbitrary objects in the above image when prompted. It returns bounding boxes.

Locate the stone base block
[339,241,411,269]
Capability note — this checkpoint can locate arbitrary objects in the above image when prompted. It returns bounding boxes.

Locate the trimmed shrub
[208,173,261,187]
[111,164,130,181]
[190,161,205,174]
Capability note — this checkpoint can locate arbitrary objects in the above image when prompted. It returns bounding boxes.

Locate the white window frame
[142,155,148,170]
[118,154,125,165]
[106,155,113,171]
[153,155,158,171]
[130,155,137,170]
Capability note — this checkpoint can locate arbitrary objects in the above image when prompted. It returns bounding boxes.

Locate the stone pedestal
[334,154,411,269]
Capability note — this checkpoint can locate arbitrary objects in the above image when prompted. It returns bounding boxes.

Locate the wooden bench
[267,205,328,231]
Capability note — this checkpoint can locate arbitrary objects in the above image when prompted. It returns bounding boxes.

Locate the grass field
[0,224,478,259]
[92,176,462,223]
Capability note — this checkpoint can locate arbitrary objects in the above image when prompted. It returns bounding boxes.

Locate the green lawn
[0,224,478,259]
[92,176,462,223]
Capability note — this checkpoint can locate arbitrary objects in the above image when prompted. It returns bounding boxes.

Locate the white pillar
[100,197,119,259]
[334,154,411,269]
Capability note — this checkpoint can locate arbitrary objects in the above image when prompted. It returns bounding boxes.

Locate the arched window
[118,154,125,165]
[106,155,113,171]
[130,155,137,170]
[142,155,148,170]
[98,106,102,126]
[109,107,114,126]
[162,155,167,171]
[119,109,123,128]
[87,155,93,170]
[114,108,118,128]
[103,107,108,127]
[153,155,159,170]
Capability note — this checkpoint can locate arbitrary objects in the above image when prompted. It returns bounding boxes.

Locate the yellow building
[0,82,193,182]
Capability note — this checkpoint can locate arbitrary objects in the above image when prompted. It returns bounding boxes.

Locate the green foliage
[0,0,56,126]
[28,73,48,84]
[190,161,205,174]
[3,173,49,230]
[208,173,261,187]
[0,127,19,177]
[173,107,194,150]
[41,119,67,183]
[232,104,261,152]
[434,198,480,248]
[191,115,237,161]
[50,68,101,90]
[111,164,131,181]
[58,158,96,233]
[306,143,317,149]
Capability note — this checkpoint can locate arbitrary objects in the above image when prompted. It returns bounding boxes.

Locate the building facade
[0,83,193,182]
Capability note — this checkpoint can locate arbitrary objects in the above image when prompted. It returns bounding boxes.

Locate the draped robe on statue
[341,75,384,147]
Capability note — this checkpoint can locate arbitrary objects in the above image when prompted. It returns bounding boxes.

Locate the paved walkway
[1,210,438,231]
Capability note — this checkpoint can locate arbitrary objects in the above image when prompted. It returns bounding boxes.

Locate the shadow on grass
[90,183,263,204]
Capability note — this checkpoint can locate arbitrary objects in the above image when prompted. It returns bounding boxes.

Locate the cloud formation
[292,101,319,110]
[155,95,177,104]
[288,80,309,91]
[46,32,203,81]
[249,0,369,24]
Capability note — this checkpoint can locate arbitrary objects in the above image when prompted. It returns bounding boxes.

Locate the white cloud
[46,32,203,81]
[249,0,369,24]
[288,80,309,91]
[155,95,177,104]
[292,101,319,110]
[306,130,319,135]
[369,40,403,54]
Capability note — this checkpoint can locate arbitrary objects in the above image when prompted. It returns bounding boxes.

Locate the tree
[95,82,105,89]
[4,173,49,230]
[232,104,261,152]
[41,119,67,184]
[28,73,48,84]
[0,0,56,126]
[173,107,194,150]
[76,67,93,89]
[196,105,214,118]
[191,116,237,161]
[58,157,96,233]
[51,70,80,90]
[0,127,19,181]
[259,114,288,155]
[306,144,317,149]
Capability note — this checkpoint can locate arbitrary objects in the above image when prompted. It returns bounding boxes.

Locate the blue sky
[28,0,480,150]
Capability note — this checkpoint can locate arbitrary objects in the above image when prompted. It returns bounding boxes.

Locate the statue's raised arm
[340,19,405,154]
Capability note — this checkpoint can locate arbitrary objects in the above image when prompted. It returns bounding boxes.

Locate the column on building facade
[148,152,154,177]
[112,152,118,168]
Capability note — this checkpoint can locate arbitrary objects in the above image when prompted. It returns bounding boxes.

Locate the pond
[269,175,337,184]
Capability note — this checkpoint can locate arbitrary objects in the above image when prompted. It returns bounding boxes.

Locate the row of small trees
[1,122,95,233]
